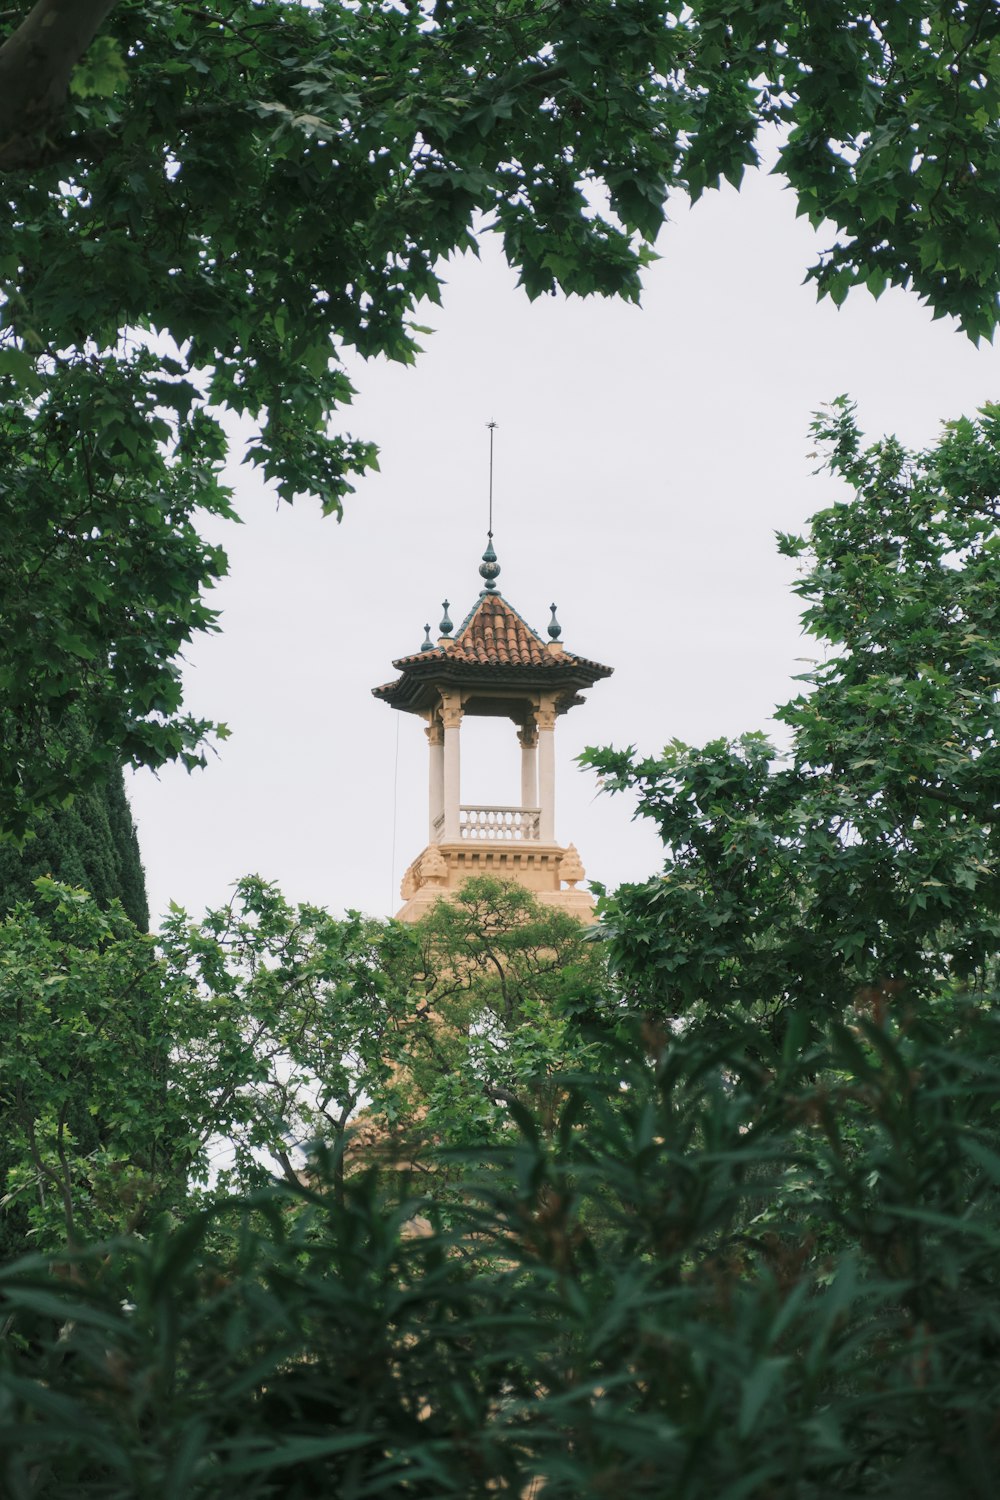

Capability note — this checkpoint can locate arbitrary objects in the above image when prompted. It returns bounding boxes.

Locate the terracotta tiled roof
[389,594,607,672]
[449,594,548,666]
[374,589,612,709]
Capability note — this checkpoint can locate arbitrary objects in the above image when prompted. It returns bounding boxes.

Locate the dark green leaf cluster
[682,2,1000,340]
[5,2,997,350]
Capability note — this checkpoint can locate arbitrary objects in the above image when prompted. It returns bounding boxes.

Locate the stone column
[425,714,444,842]
[537,699,557,843]
[441,693,462,842]
[517,718,538,815]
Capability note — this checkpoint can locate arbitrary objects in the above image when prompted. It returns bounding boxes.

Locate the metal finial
[419,624,433,652]
[439,600,453,636]
[548,603,561,640]
[486,420,497,538]
[479,535,500,593]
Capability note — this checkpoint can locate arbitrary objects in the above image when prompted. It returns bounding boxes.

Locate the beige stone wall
[395,840,594,922]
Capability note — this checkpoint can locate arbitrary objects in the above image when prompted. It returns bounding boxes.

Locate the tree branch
[0,0,121,170]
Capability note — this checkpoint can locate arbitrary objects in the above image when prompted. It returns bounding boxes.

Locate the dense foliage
[4,1,1000,819]
[0,996,998,1497]
[3,400,1000,1485]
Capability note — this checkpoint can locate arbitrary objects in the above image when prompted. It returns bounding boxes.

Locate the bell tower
[373,536,612,921]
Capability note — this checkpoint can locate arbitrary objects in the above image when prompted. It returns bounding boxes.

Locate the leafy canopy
[4,1,1000,823]
[0,871,606,1256]
[586,398,1000,1051]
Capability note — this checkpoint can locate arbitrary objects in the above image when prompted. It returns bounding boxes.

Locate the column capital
[536,703,557,733]
[517,720,538,750]
[440,692,463,731]
[424,716,444,747]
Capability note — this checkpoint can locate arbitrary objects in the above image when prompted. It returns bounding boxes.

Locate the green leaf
[738,1357,789,1438]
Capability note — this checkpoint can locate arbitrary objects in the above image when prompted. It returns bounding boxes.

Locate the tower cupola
[373,535,612,920]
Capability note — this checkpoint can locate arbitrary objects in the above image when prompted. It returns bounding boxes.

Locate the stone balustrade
[459,806,541,841]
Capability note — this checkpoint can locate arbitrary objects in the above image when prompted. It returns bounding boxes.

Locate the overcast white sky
[128,159,998,925]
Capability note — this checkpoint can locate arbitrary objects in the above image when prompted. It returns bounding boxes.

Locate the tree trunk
[0,0,121,170]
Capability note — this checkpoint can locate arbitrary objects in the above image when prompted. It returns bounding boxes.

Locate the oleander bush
[2,988,998,1499]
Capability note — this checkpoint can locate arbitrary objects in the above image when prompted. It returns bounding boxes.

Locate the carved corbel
[439,692,463,731]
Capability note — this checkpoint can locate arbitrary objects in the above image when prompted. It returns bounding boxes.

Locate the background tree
[157,875,607,1199]
[586,398,1000,1053]
[0,871,603,1258]
[392,877,609,1154]
[0,874,409,1253]
[3,2,1000,821]
[158,876,415,1199]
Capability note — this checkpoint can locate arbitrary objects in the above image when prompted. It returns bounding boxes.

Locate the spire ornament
[419,624,434,652]
[479,535,500,594]
[478,420,502,595]
[439,600,453,636]
[548,603,562,640]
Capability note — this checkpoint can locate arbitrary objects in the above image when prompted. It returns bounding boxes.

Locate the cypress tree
[0,766,149,931]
